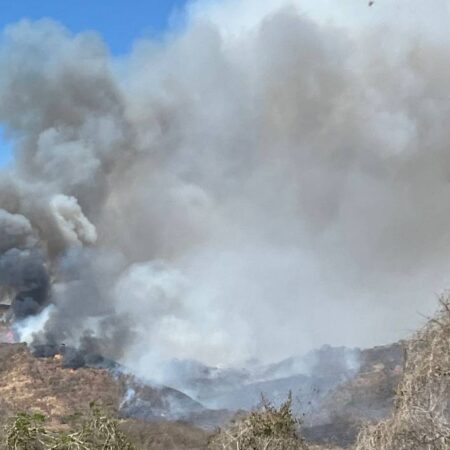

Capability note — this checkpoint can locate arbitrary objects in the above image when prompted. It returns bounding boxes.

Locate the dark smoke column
[0,248,50,320]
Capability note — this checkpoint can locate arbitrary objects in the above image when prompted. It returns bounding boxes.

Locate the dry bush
[208,393,309,450]
[356,297,450,450]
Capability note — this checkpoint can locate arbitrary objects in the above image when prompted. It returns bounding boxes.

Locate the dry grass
[355,297,450,450]
[119,420,210,449]
[1,403,135,450]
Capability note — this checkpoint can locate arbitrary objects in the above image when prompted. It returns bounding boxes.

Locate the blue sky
[0,127,10,167]
[0,0,189,167]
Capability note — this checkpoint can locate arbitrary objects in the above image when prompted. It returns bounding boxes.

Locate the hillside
[0,343,120,421]
[0,314,445,450]
[171,343,403,447]
[303,343,404,447]
[0,337,408,449]
[0,342,212,449]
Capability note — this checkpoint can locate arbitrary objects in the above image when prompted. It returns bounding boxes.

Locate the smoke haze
[1,0,450,380]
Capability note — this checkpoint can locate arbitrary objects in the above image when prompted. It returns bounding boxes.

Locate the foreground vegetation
[1,397,311,450]
[356,297,450,450]
[2,402,135,450]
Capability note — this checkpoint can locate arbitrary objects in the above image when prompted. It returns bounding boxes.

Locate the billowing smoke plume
[1,0,450,379]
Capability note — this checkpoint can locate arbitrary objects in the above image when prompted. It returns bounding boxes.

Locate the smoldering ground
[0,0,450,382]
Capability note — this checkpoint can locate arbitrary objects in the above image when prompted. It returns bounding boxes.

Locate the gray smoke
[1,0,450,379]
[0,248,48,318]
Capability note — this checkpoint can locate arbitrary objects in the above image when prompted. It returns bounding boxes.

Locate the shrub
[208,393,309,450]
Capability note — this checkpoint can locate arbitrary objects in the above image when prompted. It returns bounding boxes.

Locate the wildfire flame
[54,354,63,361]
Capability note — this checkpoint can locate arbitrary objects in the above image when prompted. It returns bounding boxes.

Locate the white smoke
[1,0,450,379]
[50,195,97,246]
[13,304,54,344]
